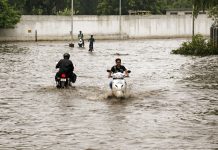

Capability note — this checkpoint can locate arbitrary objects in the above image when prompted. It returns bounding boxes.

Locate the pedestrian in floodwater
[88,35,95,52]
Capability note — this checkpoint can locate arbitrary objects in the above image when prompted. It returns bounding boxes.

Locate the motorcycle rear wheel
[60,81,66,88]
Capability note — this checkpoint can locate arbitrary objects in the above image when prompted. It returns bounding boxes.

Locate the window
[170,12,178,15]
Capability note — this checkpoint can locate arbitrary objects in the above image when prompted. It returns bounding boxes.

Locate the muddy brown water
[0,39,217,149]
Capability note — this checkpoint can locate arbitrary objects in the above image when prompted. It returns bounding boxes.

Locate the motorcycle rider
[55,53,77,85]
[88,35,95,51]
[108,58,129,89]
[78,31,84,47]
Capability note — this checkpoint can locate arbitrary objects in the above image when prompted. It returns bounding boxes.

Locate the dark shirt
[88,37,95,44]
[56,59,74,73]
[111,65,126,73]
[78,33,83,39]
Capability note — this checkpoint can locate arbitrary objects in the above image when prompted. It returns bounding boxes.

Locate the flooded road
[0,39,217,149]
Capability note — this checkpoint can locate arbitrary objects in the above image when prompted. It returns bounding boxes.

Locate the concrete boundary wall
[0,15,213,41]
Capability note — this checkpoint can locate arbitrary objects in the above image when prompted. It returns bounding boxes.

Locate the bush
[0,0,21,28]
[57,8,71,16]
[172,34,218,56]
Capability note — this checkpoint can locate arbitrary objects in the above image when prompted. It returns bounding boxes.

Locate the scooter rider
[108,58,129,88]
[55,53,77,83]
[78,31,84,47]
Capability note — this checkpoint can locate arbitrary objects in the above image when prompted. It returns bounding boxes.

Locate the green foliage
[8,0,26,13]
[57,8,71,16]
[192,0,218,19]
[0,0,21,28]
[208,6,218,22]
[4,0,218,15]
[97,0,167,15]
[22,0,72,15]
[172,34,218,56]
[97,0,114,15]
[78,0,98,15]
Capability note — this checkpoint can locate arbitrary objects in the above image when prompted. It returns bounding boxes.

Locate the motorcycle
[78,38,84,47]
[107,70,131,98]
[56,73,71,88]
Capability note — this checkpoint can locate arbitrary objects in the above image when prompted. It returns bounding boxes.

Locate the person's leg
[89,43,91,51]
[91,43,94,50]
[89,43,93,51]
[72,73,77,83]
[55,72,61,87]
[69,72,77,83]
[109,81,112,89]
[55,72,60,81]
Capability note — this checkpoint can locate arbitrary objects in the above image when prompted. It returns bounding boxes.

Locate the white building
[166,9,207,15]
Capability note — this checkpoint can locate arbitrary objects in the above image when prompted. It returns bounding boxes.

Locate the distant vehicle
[78,38,83,47]
[78,31,84,47]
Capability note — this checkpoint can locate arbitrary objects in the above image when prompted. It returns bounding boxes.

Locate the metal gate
[210,23,218,48]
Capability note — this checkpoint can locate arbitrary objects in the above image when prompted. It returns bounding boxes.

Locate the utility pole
[119,0,122,40]
[69,0,74,47]
[192,4,195,38]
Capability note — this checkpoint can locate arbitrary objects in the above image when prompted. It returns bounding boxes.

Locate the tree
[0,0,21,28]
[97,0,162,15]
[97,0,115,15]
[192,0,218,36]
[127,0,159,14]
[22,0,70,15]
[208,5,218,24]
[8,0,26,13]
[78,0,98,15]
[6,0,217,16]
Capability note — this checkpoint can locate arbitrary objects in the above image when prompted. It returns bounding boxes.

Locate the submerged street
[0,39,217,149]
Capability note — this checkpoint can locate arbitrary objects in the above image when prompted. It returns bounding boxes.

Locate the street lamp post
[192,4,195,38]
[119,0,122,40]
[69,0,74,47]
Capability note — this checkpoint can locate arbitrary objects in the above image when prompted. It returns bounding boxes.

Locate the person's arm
[72,64,74,72]
[108,72,111,78]
[108,66,114,78]
[125,70,129,77]
[56,60,61,69]
[69,61,74,72]
[123,66,129,77]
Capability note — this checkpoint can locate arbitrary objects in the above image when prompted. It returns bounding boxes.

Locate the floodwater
[0,39,217,150]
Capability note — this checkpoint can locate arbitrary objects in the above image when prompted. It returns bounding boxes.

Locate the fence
[210,22,218,47]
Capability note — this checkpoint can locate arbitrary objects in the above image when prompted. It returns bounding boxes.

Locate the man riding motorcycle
[108,58,129,89]
[55,53,77,85]
[78,31,84,47]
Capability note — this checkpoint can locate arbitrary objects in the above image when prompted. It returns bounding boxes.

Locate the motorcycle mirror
[127,70,131,73]
[107,70,111,73]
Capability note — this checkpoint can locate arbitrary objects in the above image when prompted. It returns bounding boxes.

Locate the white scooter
[107,70,131,98]
[78,38,84,47]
